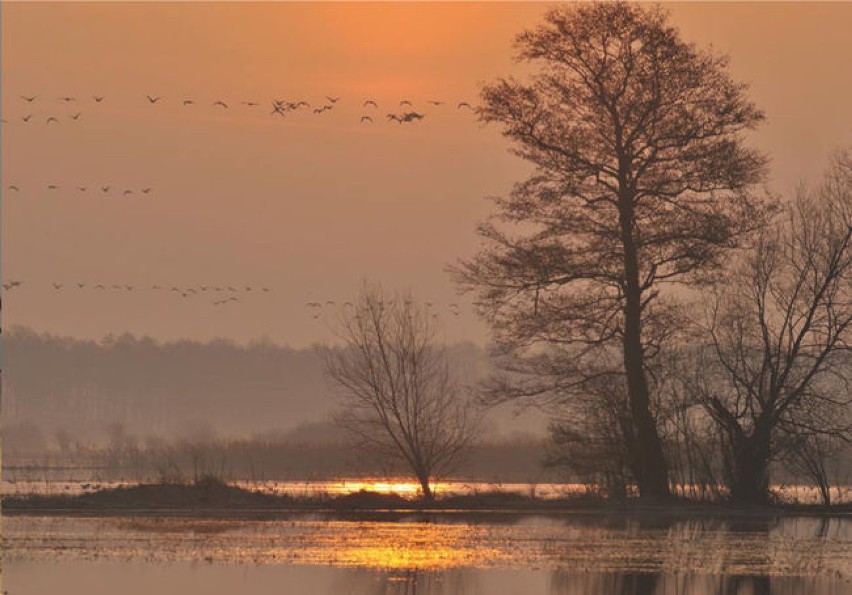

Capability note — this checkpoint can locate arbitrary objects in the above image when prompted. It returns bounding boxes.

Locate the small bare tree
[324,284,477,501]
[692,150,852,505]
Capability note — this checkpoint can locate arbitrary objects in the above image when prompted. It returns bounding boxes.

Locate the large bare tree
[452,2,769,499]
[691,150,852,505]
[324,285,476,501]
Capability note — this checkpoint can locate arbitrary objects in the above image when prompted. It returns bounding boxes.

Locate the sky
[2,2,851,348]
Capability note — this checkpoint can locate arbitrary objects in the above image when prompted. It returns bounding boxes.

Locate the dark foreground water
[4,513,852,594]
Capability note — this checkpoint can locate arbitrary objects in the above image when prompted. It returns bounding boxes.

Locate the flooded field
[4,513,852,594]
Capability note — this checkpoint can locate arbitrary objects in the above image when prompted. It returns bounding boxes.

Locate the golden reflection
[293,521,511,571]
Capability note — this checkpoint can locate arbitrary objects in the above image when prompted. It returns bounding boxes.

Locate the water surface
[4,513,852,594]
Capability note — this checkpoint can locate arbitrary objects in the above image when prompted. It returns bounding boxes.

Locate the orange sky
[3,2,851,347]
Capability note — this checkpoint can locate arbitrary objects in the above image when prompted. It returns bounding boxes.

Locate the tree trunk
[730,432,771,505]
[417,472,434,502]
[618,190,671,500]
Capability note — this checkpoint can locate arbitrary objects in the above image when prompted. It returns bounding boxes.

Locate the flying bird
[59,96,76,103]
[399,100,412,106]
[141,188,152,194]
[183,99,195,106]
[77,186,88,192]
[8,185,19,192]
[242,101,259,107]
[326,96,341,103]
[213,100,229,109]
[101,186,111,193]
[52,282,63,289]
[47,184,59,190]
[70,112,82,120]
[21,95,37,102]
[428,100,444,106]
[77,283,86,289]
[457,102,473,110]
[360,116,373,123]
[363,100,377,108]
[46,116,59,124]
[262,287,270,292]
[21,115,33,122]
[123,190,133,196]
[146,95,161,104]
[94,284,106,290]
[271,101,286,117]
[93,95,105,103]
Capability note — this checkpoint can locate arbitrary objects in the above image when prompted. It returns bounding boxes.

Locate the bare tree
[452,2,769,499]
[323,284,477,501]
[692,150,852,505]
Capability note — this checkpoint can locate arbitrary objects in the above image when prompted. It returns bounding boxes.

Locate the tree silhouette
[453,2,770,498]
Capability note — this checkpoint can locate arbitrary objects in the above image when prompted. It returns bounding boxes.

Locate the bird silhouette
[47,184,59,190]
[141,188,152,194]
[77,186,88,192]
[21,95,37,102]
[262,287,270,292]
[59,96,76,103]
[360,116,373,123]
[46,116,59,124]
[399,100,412,106]
[326,96,341,103]
[294,100,310,109]
[8,185,19,192]
[242,101,259,107]
[21,115,33,123]
[457,102,473,110]
[70,112,82,120]
[271,102,286,117]
[93,95,105,103]
[52,282,63,289]
[213,100,229,109]
[387,113,402,123]
[183,99,195,106]
[77,283,86,289]
[101,186,111,193]
[123,190,133,196]
[94,284,106,290]
[428,100,444,106]
[146,95,161,104]
[363,100,378,108]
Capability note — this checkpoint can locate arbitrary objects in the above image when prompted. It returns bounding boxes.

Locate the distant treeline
[3,421,555,484]
[1,325,543,451]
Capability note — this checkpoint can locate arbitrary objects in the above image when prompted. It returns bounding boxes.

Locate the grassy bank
[4,477,852,517]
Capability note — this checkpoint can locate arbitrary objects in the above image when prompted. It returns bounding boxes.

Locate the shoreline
[4,479,851,519]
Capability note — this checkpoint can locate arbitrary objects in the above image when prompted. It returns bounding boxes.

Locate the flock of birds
[1,94,476,127]
[6,184,153,198]
[2,280,269,307]
[304,299,463,320]
[4,92,475,324]
[2,279,467,318]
